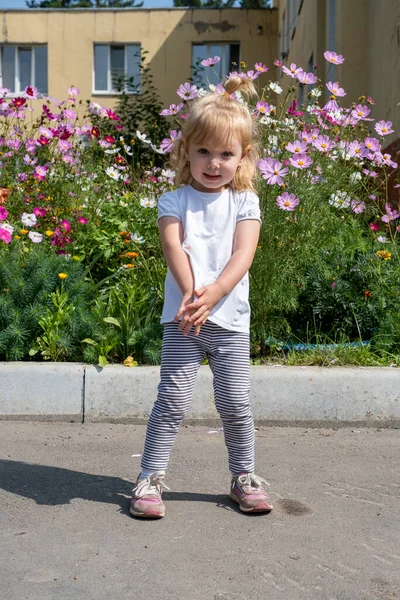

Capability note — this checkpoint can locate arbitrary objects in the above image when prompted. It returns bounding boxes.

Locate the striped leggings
[141,320,255,475]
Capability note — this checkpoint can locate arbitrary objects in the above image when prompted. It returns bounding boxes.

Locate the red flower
[104,135,115,144]
[91,126,100,138]
[115,155,126,166]
[363,290,372,298]
[12,97,26,108]
[104,109,120,121]
[37,136,51,146]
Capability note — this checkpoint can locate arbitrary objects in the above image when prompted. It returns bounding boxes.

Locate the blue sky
[0,0,175,9]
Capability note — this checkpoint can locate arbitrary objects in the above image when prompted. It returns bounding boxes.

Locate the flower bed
[0,51,399,366]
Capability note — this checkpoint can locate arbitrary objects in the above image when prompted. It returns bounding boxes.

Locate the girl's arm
[158,216,199,335]
[159,216,194,294]
[185,219,260,328]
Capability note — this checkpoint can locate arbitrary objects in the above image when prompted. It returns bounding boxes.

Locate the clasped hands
[174,282,225,336]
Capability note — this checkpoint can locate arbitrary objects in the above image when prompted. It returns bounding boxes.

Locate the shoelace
[132,475,170,498]
[237,473,270,490]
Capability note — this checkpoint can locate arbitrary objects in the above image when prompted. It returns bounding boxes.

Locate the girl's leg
[141,323,206,472]
[208,324,254,475]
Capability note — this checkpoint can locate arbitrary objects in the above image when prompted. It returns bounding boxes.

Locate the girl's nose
[208,156,219,168]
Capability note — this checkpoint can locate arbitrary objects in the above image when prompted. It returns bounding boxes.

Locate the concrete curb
[0,363,399,426]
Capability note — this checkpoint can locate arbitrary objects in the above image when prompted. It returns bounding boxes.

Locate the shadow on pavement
[0,460,233,513]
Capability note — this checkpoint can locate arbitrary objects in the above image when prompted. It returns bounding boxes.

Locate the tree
[26,0,143,8]
[239,0,272,6]
[173,0,235,7]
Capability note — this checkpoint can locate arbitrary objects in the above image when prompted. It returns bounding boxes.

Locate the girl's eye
[222,151,233,157]
[198,148,209,154]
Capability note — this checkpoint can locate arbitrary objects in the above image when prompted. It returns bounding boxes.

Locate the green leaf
[29,347,39,356]
[98,355,108,368]
[103,317,122,328]
[82,338,96,345]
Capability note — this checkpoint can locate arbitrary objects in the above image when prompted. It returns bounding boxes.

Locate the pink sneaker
[130,473,169,519]
[230,473,273,513]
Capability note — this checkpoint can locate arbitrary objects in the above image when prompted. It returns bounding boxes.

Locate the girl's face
[185,135,247,193]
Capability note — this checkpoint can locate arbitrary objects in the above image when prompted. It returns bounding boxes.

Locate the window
[93,44,141,94]
[192,43,240,87]
[0,45,48,94]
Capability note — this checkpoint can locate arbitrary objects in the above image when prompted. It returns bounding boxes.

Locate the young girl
[130,77,273,518]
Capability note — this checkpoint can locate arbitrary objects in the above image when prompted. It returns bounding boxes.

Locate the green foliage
[26,0,142,8]
[0,244,98,361]
[173,0,235,6]
[113,51,169,166]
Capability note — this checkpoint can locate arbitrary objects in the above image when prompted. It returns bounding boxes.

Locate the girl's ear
[239,145,251,165]
[184,142,190,161]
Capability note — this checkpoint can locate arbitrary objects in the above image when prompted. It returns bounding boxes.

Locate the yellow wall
[276,0,400,142]
[0,8,278,110]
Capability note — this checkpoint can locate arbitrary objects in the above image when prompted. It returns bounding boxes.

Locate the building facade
[277,0,400,142]
[0,8,278,111]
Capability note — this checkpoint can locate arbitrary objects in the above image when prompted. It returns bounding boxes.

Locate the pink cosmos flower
[177,83,198,101]
[381,204,400,223]
[201,56,220,67]
[349,141,368,159]
[245,70,260,81]
[57,139,73,153]
[323,98,340,112]
[324,51,345,64]
[160,103,184,116]
[375,120,394,136]
[258,158,289,185]
[368,222,380,232]
[0,227,12,244]
[313,135,336,153]
[67,86,80,97]
[364,137,380,153]
[160,130,182,153]
[255,101,272,115]
[326,81,346,96]
[0,206,8,221]
[63,109,76,120]
[255,62,268,73]
[103,108,120,121]
[287,99,303,116]
[274,59,282,67]
[289,153,313,169]
[77,217,88,225]
[351,104,371,120]
[24,85,40,99]
[297,71,318,85]
[276,192,300,211]
[363,168,378,178]
[286,140,308,154]
[350,199,366,214]
[282,63,303,78]
[33,165,49,181]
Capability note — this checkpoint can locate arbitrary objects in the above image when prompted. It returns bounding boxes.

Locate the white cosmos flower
[104,147,120,154]
[21,212,37,227]
[310,88,322,97]
[162,168,175,179]
[131,232,145,244]
[106,166,121,180]
[28,231,43,243]
[123,145,133,156]
[136,131,152,144]
[269,82,283,94]
[329,191,351,208]
[349,172,362,184]
[140,197,157,208]
[150,143,165,155]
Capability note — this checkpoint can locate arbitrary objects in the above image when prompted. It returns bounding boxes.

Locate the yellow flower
[126,252,139,258]
[123,263,134,269]
[14,235,21,240]
[123,355,138,367]
[376,250,391,260]
[45,230,54,237]
[72,256,81,261]
[20,229,29,235]
[58,272,68,280]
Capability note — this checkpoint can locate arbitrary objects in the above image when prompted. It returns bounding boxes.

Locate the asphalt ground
[0,421,399,600]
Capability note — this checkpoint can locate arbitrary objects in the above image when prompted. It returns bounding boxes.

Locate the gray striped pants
[141,320,255,475]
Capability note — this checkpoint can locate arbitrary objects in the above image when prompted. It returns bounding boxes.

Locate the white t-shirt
[157,185,261,333]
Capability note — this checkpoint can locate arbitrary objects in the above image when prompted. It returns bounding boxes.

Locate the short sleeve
[157,191,181,224]
[236,191,261,223]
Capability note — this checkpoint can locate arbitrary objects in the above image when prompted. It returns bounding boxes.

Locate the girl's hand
[184,283,225,329]
[174,292,201,336]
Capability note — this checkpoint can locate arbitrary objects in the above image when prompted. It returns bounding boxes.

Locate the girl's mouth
[203,173,220,180]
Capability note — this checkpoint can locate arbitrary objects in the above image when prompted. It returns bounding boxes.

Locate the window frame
[0,44,48,96]
[92,43,141,96]
[191,42,240,88]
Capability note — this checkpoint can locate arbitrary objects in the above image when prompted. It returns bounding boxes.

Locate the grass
[253,345,399,367]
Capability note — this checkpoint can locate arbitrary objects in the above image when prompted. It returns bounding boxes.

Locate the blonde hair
[170,77,259,192]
